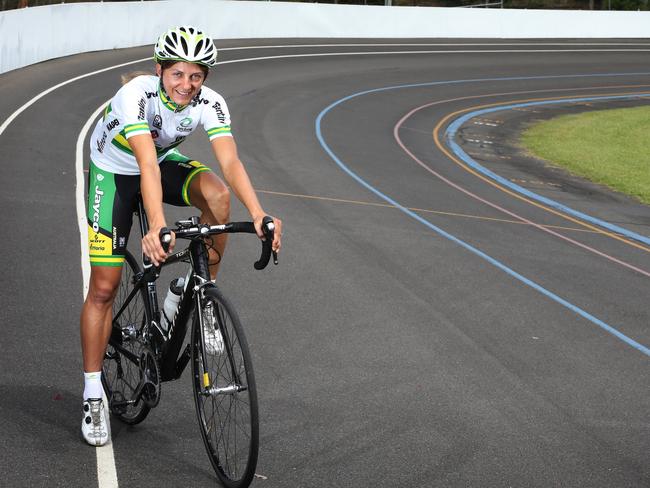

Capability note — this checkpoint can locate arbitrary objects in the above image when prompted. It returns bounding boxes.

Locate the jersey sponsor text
[106,119,119,131]
[212,101,227,123]
[137,98,146,120]
[92,186,104,233]
[96,132,107,153]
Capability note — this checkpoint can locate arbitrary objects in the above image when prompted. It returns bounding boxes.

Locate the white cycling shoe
[82,398,109,446]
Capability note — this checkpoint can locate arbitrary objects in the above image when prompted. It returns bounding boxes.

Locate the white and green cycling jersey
[89,75,232,175]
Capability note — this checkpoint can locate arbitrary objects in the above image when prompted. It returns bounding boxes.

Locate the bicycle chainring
[109,390,128,416]
[139,347,161,408]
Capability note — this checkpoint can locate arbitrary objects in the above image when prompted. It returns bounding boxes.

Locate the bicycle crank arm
[110,398,138,408]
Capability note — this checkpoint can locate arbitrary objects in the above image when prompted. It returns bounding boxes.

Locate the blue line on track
[446,94,650,246]
[315,73,650,357]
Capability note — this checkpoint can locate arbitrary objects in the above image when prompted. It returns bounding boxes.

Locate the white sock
[83,371,103,400]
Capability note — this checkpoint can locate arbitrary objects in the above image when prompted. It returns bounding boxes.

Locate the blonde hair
[121,71,155,85]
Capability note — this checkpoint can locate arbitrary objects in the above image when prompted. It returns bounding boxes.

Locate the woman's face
[157,61,206,106]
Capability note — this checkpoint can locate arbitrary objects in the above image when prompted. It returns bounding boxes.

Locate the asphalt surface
[0,39,648,487]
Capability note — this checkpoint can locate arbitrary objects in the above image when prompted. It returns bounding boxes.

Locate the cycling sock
[83,371,103,400]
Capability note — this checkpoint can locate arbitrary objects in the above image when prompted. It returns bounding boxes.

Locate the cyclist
[80,25,282,446]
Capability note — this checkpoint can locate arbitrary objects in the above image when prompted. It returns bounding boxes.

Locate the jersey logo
[153,115,162,129]
[150,130,159,139]
[177,117,193,133]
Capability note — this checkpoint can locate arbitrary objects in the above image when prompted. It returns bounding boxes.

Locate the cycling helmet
[154,25,217,67]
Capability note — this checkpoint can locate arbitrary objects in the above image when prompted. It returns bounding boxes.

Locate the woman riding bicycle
[80,25,282,446]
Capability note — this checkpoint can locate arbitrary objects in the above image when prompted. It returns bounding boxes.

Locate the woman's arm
[211,136,282,252]
[130,133,174,265]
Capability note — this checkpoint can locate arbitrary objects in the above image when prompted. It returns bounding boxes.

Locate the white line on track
[76,99,116,486]
[1,41,649,488]
[76,102,110,295]
[232,42,650,47]
[5,45,650,139]
[0,61,145,139]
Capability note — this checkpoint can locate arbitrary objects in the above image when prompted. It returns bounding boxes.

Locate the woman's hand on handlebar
[142,225,175,266]
[253,214,282,253]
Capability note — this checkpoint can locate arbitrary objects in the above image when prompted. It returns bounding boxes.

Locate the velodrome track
[0,39,648,487]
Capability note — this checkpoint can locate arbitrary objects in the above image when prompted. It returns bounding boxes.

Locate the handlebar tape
[228,222,256,234]
[254,216,275,270]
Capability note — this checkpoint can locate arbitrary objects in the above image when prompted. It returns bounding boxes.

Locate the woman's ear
[155,63,162,77]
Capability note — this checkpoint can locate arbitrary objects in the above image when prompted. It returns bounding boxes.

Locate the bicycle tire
[102,250,152,425]
[191,286,259,488]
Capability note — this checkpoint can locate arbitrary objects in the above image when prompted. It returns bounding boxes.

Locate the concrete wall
[2,0,649,74]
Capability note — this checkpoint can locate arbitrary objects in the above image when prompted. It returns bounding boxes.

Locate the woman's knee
[208,183,230,212]
[194,173,230,218]
[86,268,121,306]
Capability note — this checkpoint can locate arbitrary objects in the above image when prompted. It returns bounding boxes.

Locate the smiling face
[156,61,207,106]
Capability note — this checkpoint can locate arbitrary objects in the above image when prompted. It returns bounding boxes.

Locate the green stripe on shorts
[182,164,211,205]
[90,255,125,267]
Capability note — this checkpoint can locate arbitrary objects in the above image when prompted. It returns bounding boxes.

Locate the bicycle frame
[110,194,274,390]
[111,199,212,383]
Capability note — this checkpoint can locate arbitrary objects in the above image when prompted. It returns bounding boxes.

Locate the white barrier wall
[1,0,650,74]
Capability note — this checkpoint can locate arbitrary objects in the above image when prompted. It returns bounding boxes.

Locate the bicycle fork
[195,286,248,397]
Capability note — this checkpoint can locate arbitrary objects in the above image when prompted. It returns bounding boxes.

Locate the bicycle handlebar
[159,216,278,270]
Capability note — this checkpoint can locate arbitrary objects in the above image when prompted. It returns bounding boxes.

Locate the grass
[520,105,650,205]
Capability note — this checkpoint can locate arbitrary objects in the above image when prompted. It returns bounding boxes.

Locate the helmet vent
[194,39,204,57]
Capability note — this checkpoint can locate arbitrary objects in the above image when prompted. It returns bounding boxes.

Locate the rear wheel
[102,250,152,425]
[191,286,259,488]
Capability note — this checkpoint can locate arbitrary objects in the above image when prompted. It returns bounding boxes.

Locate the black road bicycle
[102,195,277,488]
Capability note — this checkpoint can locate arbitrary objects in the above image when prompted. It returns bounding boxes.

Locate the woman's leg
[80,265,122,373]
[79,264,122,446]
[188,171,230,279]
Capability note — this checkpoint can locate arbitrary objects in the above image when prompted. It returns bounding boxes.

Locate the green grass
[520,105,650,205]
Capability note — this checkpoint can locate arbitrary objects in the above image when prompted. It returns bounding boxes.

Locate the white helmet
[154,25,217,67]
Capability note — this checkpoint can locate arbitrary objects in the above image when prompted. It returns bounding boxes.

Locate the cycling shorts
[86,151,212,267]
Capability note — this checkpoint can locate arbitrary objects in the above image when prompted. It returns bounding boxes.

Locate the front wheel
[191,286,259,488]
